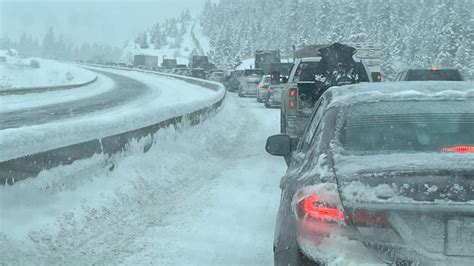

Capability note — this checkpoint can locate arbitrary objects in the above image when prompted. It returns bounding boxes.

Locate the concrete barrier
[0,76,98,96]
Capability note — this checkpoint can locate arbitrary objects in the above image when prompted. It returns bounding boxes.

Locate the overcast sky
[0,0,210,47]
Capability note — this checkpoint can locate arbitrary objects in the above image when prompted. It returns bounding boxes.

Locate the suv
[208,71,225,82]
[226,70,244,92]
[394,68,463,81]
[238,69,264,97]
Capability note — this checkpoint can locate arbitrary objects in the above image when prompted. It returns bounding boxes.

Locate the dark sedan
[266,81,474,265]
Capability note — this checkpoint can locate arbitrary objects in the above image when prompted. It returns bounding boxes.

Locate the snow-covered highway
[0,69,151,130]
[0,94,286,265]
[0,66,223,163]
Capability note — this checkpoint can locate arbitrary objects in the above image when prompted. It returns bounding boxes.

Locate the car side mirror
[266,134,291,156]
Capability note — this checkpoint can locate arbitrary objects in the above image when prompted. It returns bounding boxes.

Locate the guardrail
[0,65,226,185]
[0,76,98,96]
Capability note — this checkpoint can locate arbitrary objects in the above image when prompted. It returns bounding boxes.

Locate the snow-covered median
[0,49,96,90]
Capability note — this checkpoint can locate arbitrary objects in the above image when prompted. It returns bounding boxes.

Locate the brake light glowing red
[259,83,268,89]
[289,88,297,97]
[298,195,345,221]
[441,146,474,153]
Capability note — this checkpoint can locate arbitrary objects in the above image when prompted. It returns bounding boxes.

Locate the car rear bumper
[297,225,474,265]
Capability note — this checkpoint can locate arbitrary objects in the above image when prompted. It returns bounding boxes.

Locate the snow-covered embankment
[0,50,96,91]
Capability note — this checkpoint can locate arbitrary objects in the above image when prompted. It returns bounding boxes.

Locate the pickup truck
[280,57,372,138]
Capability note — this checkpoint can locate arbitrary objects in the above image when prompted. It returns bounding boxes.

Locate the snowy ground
[0,94,286,265]
[0,57,96,89]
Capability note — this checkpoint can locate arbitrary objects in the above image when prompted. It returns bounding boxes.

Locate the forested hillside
[201,0,473,80]
[121,9,210,65]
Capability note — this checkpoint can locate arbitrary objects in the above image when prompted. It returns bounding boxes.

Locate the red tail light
[441,146,474,153]
[297,195,345,221]
[259,83,268,89]
[289,88,297,97]
[268,88,274,94]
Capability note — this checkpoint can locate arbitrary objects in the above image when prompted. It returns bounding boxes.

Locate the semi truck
[134,55,158,68]
[162,58,177,69]
[191,55,210,70]
[255,50,281,70]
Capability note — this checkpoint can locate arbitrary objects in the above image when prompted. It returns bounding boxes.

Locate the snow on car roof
[299,57,321,62]
[327,81,474,108]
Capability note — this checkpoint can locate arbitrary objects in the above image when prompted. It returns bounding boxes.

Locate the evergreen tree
[42,26,56,58]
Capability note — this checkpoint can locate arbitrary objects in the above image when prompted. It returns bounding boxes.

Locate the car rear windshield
[244,69,264,76]
[339,101,474,154]
[407,70,463,81]
[294,62,319,81]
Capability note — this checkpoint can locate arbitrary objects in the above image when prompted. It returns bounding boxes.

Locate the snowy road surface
[0,69,150,130]
[0,95,286,264]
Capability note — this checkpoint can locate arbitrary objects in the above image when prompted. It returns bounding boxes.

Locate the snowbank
[0,52,96,90]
